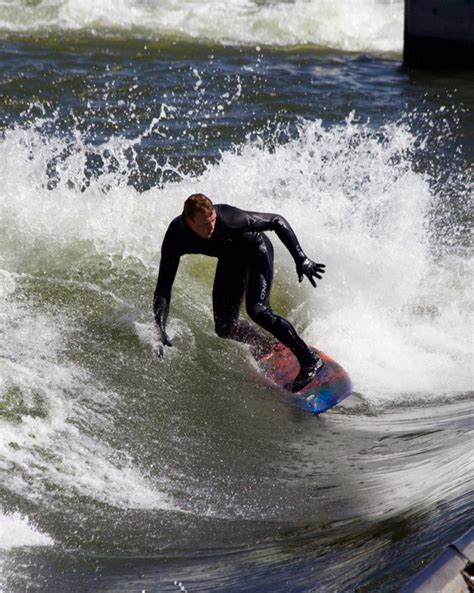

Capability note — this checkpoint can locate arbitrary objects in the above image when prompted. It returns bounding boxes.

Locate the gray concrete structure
[404,0,474,68]
[400,528,474,593]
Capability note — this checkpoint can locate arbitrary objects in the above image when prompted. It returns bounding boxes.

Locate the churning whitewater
[1,114,471,400]
[0,0,403,52]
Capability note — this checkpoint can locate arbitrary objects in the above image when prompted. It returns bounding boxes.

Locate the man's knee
[247,303,273,327]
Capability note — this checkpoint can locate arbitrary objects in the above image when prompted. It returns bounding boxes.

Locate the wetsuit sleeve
[153,229,181,333]
[221,205,307,264]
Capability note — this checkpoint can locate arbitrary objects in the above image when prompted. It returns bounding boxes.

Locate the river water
[0,1,473,592]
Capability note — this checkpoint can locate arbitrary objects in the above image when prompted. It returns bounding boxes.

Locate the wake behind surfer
[153,193,326,392]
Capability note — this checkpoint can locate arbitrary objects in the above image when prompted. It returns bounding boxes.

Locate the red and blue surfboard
[256,344,352,414]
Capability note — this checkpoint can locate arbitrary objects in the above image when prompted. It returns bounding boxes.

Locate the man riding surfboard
[153,193,326,392]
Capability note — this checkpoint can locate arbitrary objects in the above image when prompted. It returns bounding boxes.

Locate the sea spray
[0,113,471,401]
[195,117,472,398]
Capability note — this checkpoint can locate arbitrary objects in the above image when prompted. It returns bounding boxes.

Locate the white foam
[0,0,403,53]
[0,272,174,510]
[208,121,472,400]
[0,511,53,550]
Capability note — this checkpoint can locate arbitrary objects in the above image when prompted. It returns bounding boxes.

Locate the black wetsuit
[153,204,312,361]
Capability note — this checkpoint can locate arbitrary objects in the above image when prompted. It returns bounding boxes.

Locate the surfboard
[255,344,352,414]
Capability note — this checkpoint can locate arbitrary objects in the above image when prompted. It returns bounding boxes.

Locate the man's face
[186,208,217,239]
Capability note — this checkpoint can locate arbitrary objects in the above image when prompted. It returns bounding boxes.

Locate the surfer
[153,194,326,392]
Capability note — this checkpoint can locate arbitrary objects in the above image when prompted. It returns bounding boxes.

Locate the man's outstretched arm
[221,205,326,287]
[264,213,326,286]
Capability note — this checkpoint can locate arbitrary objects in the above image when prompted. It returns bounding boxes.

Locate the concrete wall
[404,0,474,67]
[399,528,474,593]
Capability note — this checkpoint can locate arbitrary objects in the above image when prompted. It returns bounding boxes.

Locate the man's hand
[296,258,326,287]
[153,328,173,359]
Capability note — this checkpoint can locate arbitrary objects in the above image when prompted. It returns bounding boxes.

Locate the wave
[0,270,176,511]
[0,0,403,53]
[0,113,471,402]
[0,112,472,534]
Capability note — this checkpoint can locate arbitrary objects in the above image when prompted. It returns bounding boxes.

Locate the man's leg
[212,256,274,354]
[245,236,323,391]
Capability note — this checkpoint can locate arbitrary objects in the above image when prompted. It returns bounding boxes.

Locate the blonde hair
[183,193,214,220]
